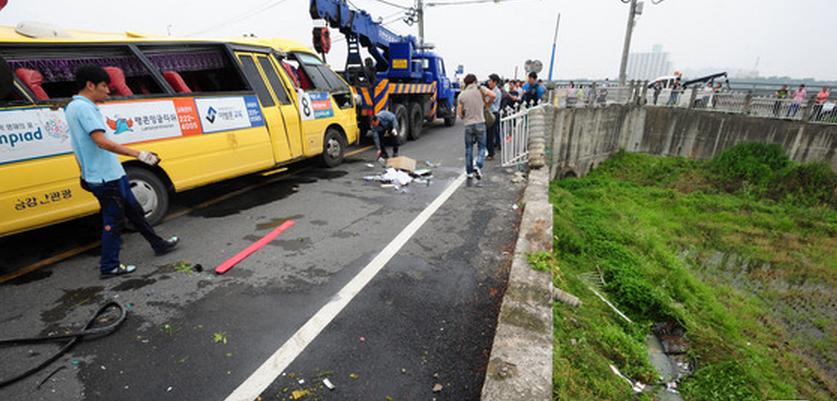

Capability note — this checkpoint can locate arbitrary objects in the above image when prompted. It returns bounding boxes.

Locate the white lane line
[225,172,468,401]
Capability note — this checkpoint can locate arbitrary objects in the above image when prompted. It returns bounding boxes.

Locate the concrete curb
[480,167,553,401]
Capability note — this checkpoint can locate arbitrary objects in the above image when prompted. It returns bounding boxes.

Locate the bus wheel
[127,166,169,226]
[392,103,409,145]
[408,102,424,141]
[322,127,346,167]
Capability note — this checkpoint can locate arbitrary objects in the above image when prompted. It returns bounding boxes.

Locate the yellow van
[0,24,358,237]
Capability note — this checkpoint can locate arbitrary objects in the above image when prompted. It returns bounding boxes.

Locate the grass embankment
[548,144,837,401]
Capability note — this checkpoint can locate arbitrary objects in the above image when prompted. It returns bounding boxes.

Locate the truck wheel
[126,166,169,226]
[444,114,456,127]
[444,102,457,126]
[322,127,347,167]
[408,102,424,140]
[392,103,409,145]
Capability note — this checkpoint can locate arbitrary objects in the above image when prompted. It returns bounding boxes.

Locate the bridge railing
[549,82,836,125]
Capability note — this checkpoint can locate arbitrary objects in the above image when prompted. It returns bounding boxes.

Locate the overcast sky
[0,0,834,81]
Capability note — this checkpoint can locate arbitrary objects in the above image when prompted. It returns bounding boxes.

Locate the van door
[258,54,303,159]
[236,52,292,163]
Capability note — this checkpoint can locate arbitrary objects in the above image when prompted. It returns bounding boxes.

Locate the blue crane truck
[310,0,459,144]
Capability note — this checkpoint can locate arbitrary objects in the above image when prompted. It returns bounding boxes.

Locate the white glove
[391,128,399,138]
[138,151,160,166]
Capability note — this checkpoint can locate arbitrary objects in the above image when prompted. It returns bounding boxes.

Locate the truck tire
[392,103,409,145]
[408,102,424,140]
[444,115,456,127]
[126,166,169,226]
[322,127,347,167]
[444,102,457,126]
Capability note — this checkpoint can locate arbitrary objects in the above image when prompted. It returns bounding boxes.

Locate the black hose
[0,301,127,388]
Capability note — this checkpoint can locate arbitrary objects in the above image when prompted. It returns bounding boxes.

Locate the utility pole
[618,0,638,86]
[416,0,424,47]
[547,12,560,81]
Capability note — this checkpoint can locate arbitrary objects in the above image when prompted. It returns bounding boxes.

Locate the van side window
[257,56,291,105]
[237,55,274,107]
[0,45,163,100]
[139,45,246,93]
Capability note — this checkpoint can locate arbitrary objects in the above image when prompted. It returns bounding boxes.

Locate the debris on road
[432,383,443,392]
[349,372,359,380]
[359,336,366,342]
[365,163,376,169]
[424,160,439,168]
[290,389,309,399]
[322,378,335,390]
[511,171,527,183]
[386,156,416,173]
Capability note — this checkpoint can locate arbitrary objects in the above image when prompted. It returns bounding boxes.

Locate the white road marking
[225,172,468,401]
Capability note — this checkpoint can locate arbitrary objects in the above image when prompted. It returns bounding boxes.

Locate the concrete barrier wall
[549,105,837,179]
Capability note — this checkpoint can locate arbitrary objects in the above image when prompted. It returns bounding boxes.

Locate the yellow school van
[0,24,359,237]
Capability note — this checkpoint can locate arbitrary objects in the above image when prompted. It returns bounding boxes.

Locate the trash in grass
[609,364,645,393]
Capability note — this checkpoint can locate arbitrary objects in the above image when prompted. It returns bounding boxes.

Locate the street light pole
[416,0,424,47]
[547,12,560,81]
[618,0,637,86]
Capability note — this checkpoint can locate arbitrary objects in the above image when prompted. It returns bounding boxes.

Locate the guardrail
[549,82,836,125]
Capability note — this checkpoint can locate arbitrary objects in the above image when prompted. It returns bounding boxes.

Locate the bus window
[237,54,274,107]
[283,58,314,91]
[0,45,163,99]
[139,45,246,93]
[257,57,291,105]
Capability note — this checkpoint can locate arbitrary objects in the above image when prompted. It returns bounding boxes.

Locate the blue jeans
[464,123,486,175]
[87,176,165,272]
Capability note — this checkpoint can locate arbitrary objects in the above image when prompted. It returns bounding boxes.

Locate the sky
[0,0,834,81]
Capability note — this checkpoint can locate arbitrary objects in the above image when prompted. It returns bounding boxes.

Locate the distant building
[626,44,673,81]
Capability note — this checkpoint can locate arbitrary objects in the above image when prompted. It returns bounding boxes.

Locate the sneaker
[100,263,136,279]
[466,173,475,179]
[474,167,483,180]
[154,236,180,256]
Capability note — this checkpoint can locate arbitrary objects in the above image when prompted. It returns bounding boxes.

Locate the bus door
[235,52,292,163]
[259,54,303,158]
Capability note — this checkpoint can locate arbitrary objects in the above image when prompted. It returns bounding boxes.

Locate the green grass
[550,147,836,401]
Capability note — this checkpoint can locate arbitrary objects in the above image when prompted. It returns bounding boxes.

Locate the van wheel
[392,103,409,145]
[126,166,169,226]
[408,102,424,140]
[322,127,346,167]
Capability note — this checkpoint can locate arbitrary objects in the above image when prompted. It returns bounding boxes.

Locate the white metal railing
[550,81,836,125]
[499,101,546,167]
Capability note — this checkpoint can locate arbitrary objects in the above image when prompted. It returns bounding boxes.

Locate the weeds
[550,148,836,401]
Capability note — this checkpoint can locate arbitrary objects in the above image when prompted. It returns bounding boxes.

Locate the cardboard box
[386,156,416,173]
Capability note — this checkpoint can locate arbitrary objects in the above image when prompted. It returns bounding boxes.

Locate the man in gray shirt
[457,74,495,181]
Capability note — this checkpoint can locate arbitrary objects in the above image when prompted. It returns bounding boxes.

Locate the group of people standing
[368,71,546,182]
[457,71,545,181]
[774,84,831,121]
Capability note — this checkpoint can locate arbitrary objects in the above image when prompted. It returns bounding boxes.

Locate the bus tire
[408,102,424,140]
[392,103,409,145]
[126,166,169,226]
[322,127,346,167]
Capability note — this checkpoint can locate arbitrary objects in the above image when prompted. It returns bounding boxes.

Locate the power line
[426,0,534,7]
[187,0,290,36]
[364,0,412,10]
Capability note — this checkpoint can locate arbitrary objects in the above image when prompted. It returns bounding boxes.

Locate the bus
[0,23,359,237]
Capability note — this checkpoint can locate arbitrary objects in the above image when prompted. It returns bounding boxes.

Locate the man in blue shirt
[369,110,399,161]
[66,65,179,278]
[521,72,545,105]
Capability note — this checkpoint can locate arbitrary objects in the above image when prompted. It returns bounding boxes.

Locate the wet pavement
[0,121,525,401]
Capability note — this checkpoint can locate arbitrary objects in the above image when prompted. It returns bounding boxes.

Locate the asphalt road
[0,121,525,401]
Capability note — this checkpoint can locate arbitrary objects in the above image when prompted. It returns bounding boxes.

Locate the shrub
[710,143,790,193]
[771,162,837,207]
